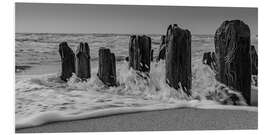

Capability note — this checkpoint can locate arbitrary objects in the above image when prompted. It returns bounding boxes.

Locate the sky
[15,3,258,35]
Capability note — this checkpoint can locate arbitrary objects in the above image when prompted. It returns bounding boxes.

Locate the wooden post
[125,56,129,62]
[129,35,151,73]
[156,35,166,61]
[202,51,217,71]
[202,52,212,65]
[215,20,251,105]
[165,24,191,95]
[75,42,91,80]
[59,42,75,81]
[151,49,154,61]
[97,47,117,86]
[211,52,217,71]
[250,45,258,75]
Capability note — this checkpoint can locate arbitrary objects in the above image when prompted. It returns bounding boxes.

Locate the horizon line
[15,32,217,36]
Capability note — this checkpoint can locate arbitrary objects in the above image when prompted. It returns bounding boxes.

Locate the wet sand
[16,108,257,133]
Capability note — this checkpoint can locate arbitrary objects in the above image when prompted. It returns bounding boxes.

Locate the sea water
[15,33,258,129]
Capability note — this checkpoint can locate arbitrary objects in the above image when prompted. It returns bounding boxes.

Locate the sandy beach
[16,108,257,133]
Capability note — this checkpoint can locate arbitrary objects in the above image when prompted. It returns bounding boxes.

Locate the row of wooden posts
[59,20,257,105]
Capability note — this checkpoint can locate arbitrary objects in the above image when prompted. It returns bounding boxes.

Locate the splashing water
[15,59,257,129]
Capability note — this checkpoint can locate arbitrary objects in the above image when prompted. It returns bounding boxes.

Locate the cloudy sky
[16,3,257,35]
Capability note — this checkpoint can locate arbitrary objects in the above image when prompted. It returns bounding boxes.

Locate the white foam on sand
[15,60,257,129]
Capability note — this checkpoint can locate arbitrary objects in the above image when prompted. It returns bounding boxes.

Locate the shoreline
[16,108,257,133]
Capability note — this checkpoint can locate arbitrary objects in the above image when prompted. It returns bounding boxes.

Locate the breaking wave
[15,60,257,129]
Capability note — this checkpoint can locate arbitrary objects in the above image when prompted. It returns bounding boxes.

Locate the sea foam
[15,60,257,129]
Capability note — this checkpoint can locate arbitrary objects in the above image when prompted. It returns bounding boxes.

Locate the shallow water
[15,33,258,129]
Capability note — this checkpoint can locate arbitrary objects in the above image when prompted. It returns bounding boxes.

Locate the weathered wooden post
[151,49,154,61]
[165,24,192,95]
[215,20,251,104]
[97,47,117,86]
[125,56,129,62]
[129,35,151,73]
[59,42,75,81]
[156,35,166,61]
[211,52,217,71]
[75,42,91,80]
[202,51,217,71]
[250,45,258,75]
[202,52,212,65]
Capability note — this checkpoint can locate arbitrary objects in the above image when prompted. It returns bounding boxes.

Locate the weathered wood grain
[97,47,117,86]
[59,42,75,81]
[250,45,258,75]
[75,42,91,80]
[202,52,217,71]
[165,24,192,95]
[151,49,154,61]
[129,35,152,73]
[156,35,166,61]
[214,20,251,104]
